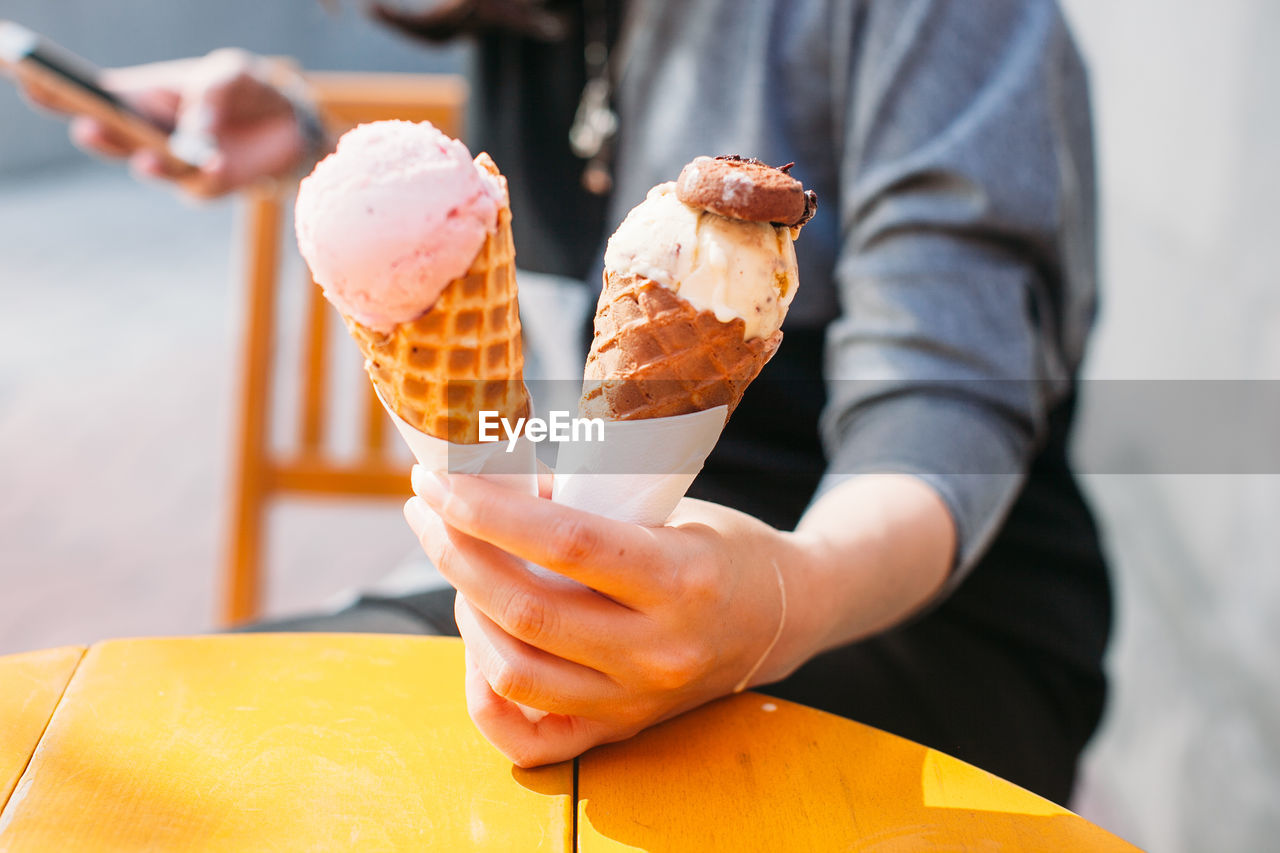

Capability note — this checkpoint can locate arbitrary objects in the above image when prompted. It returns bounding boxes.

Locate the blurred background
[0,1,1276,850]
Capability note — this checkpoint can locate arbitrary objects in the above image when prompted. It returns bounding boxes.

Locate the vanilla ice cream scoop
[295,120,506,332]
[603,182,799,340]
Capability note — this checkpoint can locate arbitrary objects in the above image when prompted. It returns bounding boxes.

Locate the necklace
[568,0,639,195]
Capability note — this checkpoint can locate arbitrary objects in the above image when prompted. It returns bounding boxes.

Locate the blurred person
[22,0,1110,805]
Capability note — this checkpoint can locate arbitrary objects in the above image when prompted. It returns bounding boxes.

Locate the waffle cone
[344,202,529,444]
[579,271,782,421]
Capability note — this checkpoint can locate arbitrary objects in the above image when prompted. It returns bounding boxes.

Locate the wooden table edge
[0,645,89,818]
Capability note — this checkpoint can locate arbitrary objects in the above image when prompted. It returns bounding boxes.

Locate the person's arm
[817,0,1096,594]
[788,475,954,656]
[404,0,1095,766]
[19,49,320,197]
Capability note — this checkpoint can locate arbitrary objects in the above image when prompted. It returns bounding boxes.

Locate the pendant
[569,76,618,160]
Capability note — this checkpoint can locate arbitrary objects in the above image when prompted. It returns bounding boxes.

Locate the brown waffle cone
[579,271,782,421]
[343,201,529,444]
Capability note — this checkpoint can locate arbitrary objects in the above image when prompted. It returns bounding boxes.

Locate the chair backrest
[222,71,468,625]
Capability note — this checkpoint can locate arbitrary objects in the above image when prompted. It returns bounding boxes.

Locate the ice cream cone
[343,199,529,444]
[579,270,782,421]
[556,156,814,530]
[296,124,529,447]
[578,154,815,425]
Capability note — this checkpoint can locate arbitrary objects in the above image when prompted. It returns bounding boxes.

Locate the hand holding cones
[295,136,817,742]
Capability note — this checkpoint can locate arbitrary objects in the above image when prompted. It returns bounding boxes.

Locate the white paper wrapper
[377,388,538,494]
[551,405,728,525]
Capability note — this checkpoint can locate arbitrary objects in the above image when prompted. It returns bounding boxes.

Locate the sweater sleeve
[817,0,1098,588]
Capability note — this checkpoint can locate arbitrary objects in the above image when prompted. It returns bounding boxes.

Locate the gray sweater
[470,0,1097,586]
[604,0,1097,581]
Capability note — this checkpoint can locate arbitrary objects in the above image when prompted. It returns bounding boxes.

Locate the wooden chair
[222,71,468,625]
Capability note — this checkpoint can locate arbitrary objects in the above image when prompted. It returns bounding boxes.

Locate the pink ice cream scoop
[295,120,505,332]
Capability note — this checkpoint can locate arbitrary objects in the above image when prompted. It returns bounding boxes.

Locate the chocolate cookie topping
[676,155,817,228]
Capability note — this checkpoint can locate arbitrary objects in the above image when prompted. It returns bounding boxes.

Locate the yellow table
[0,636,1141,851]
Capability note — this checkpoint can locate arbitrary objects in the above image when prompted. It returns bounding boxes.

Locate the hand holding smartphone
[0,20,215,177]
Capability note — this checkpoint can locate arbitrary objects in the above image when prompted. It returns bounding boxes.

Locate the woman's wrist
[736,527,845,688]
[782,475,955,663]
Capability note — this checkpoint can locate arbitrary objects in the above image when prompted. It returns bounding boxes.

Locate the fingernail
[411,465,451,506]
[403,496,431,529]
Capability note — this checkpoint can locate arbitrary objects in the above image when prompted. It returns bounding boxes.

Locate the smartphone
[0,20,210,175]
